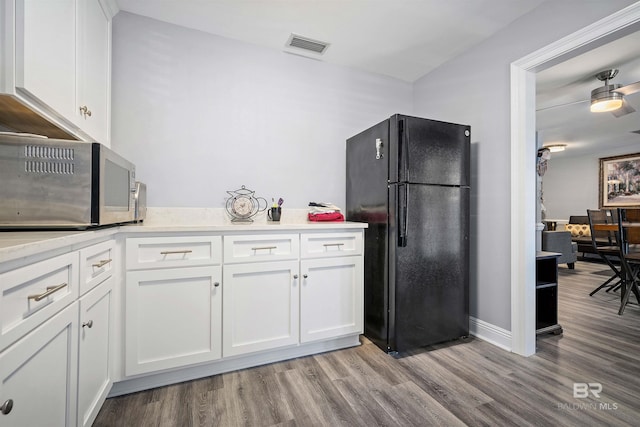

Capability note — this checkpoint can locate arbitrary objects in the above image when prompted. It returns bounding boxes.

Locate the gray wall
[111,12,412,209]
[110,1,636,336]
[412,0,636,330]
[543,143,640,221]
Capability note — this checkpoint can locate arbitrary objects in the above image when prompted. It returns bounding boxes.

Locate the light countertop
[0,228,119,264]
[0,207,367,264]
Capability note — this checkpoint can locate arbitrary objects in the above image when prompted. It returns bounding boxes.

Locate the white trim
[99,0,119,19]
[510,64,537,357]
[469,316,512,352]
[510,1,640,356]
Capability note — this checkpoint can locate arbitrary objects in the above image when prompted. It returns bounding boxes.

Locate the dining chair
[587,209,623,296]
[616,208,640,315]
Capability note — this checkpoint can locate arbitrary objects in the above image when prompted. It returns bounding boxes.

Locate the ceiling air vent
[285,34,329,55]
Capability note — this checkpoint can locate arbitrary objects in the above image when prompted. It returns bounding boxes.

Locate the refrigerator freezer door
[388,184,469,352]
[346,118,390,351]
[346,118,389,216]
[389,115,470,187]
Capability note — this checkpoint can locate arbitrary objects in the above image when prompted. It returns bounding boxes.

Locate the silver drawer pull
[251,246,277,251]
[28,283,68,302]
[160,250,193,255]
[323,243,344,247]
[82,320,94,328]
[92,259,112,268]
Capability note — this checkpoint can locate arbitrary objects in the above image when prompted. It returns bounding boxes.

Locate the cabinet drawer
[126,236,222,270]
[223,234,299,264]
[301,232,363,258]
[79,240,115,296]
[0,251,79,352]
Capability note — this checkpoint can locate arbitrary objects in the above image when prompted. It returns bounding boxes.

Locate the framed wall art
[599,152,640,208]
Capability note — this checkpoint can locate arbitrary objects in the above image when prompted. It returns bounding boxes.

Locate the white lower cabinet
[222,260,299,357]
[125,266,222,376]
[78,276,114,427]
[300,256,363,343]
[0,237,117,427]
[0,302,79,427]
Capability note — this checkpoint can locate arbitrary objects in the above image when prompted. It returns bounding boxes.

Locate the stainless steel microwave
[0,134,142,229]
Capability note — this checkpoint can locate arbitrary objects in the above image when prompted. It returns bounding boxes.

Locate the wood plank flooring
[93,261,640,426]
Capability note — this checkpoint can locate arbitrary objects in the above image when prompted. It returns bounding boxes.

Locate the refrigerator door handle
[398,184,408,247]
[398,118,409,182]
[375,138,384,159]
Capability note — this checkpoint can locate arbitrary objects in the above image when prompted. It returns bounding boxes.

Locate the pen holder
[268,207,281,222]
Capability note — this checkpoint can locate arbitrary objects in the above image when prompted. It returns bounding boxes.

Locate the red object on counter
[308,212,345,222]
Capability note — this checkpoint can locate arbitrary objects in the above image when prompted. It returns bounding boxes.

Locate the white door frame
[510,2,640,356]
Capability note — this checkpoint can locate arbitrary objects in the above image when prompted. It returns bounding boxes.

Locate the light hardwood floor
[94,261,640,426]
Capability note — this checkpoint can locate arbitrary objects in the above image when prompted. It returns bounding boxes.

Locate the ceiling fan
[590,69,640,116]
[538,69,640,117]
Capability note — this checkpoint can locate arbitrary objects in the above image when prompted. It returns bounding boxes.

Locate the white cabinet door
[125,266,222,376]
[77,0,110,144]
[15,0,76,121]
[300,256,363,343]
[0,302,78,427]
[223,260,299,357]
[77,277,113,427]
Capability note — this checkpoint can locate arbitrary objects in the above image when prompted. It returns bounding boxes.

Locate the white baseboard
[109,334,360,397]
[469,316,512,352]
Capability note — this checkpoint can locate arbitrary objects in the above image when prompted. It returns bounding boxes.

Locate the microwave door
[96,144,136,225]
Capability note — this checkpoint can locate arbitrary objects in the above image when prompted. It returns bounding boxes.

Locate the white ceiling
[115,0,544,82]
[114,1,639,157]
[536,30,640,158]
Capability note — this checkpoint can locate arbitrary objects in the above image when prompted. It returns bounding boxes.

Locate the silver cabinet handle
[28,283,68,302]
[293,274,299,279]
[79,105,92,117]
[92,259,112,268]
[303,274,308,278]
[323,243,344,247]
[251,246,277,251]
[82,320,94,328]
[1,399,13,415]
[160,250,193,255]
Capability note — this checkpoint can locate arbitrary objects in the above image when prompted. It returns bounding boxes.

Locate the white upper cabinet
[77,0,111,144]
[15,0,77,121]
[1,0,116,145]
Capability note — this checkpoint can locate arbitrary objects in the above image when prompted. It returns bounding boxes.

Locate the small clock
[231,195,253,218]
[225,185,267,222]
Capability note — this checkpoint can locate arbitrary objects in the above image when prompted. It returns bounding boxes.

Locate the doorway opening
[510,3,640,356]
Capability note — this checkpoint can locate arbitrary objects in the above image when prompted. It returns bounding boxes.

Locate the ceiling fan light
[590,84,623,112]
[590,98,623,112]
[544,144,567,153]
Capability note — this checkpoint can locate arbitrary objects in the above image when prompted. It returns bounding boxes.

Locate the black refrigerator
[346,114,470,354]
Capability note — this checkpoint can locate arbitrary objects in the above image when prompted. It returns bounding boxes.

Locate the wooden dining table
[591,222,640,231]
